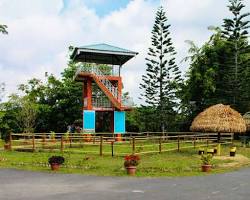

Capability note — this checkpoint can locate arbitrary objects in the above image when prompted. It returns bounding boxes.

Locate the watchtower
[71,43,138,134]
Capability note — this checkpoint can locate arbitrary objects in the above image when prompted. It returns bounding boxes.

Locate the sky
[0,0,249,104]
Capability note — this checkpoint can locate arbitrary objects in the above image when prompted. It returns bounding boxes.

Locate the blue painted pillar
[83,110,95,132]
[114,111,125,134]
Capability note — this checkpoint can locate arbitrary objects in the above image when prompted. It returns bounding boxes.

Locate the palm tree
[0,24,8,34]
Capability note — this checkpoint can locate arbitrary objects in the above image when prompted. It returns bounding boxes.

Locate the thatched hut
[243,112,250,132]
[190,104,246,141]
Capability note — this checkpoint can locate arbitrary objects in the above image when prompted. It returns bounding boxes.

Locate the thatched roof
[190,104,246,133]
[243,112,250,132]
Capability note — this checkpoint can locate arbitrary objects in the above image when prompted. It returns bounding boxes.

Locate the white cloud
[0,0,249,104]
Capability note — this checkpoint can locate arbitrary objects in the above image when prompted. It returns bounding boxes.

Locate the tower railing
[76,64,120,102]
[92,96,112,108]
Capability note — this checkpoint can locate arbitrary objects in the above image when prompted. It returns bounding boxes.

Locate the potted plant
[3,133,11,150]
[201,154,213,172]
[4,143,10,150]
[124,154,140,175]
[214,146,217,154]
[48,156,65,171]
[230,146,236,157]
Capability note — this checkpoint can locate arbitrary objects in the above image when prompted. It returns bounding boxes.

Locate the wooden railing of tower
[76,65,122,110]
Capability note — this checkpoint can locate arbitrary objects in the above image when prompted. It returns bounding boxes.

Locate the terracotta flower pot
[230,151,236,157]
[126,166,137,176]
[4,144,10,150]
[50,163,60,171]
[201,164,212,172]
[198,150,204,155]
[214,148,217,154]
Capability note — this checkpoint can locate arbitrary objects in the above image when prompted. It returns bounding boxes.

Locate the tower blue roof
[70,43,138,65]
[79,43,137,54]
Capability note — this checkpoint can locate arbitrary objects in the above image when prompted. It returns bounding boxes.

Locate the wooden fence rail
[8,132,234,156]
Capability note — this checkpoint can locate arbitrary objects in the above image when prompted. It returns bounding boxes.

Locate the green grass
[0,139,4,147]
[1,139,249,177]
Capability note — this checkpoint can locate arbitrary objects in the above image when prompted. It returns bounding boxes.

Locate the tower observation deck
[71,43,138,133]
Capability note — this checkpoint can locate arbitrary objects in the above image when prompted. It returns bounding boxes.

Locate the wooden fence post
[93,136,96,144]
[61,136,64,152]
[177,136,180,152]
[111,141,114,157]
[132,137,135,154]
[206,134,209,147]
[69,134,72,148]
[42,134,46,149]
[100,136,103,156]
[32,134,35,152]
[193,136,196,149]
[159,137,162,153]
[9,133,12,151]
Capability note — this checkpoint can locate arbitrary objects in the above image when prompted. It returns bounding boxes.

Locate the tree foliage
[0,24,8,35]
[0,61,83,138]
[140,6,182,131]
[0,83,5,102]
[181,0,250,127]
[221,0,250,110]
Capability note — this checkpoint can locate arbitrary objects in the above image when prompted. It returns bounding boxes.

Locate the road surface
[0,168,250,200]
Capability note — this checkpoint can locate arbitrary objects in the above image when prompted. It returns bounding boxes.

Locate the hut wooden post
[217,132,221,143]
[206,135,209,147]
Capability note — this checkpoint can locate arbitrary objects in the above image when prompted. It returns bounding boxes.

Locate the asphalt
[0,168,250,200]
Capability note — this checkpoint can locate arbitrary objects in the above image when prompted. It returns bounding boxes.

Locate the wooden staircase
[91,74,122,110]
[75,65,122,110]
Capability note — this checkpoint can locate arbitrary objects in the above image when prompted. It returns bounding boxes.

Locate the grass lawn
[0,139,250,177]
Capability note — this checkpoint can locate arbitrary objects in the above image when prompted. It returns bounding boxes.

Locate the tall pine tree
[0,24,8,34]
[221,0,250,111]
[140,6,182,132]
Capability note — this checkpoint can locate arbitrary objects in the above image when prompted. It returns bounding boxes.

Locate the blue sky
[63,0,132,17]
[0,0,249,104]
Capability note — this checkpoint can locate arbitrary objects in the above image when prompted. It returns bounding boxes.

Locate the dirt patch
[214,154,250,168]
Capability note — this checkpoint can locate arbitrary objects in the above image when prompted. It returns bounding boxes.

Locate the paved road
[0,168,250,200]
